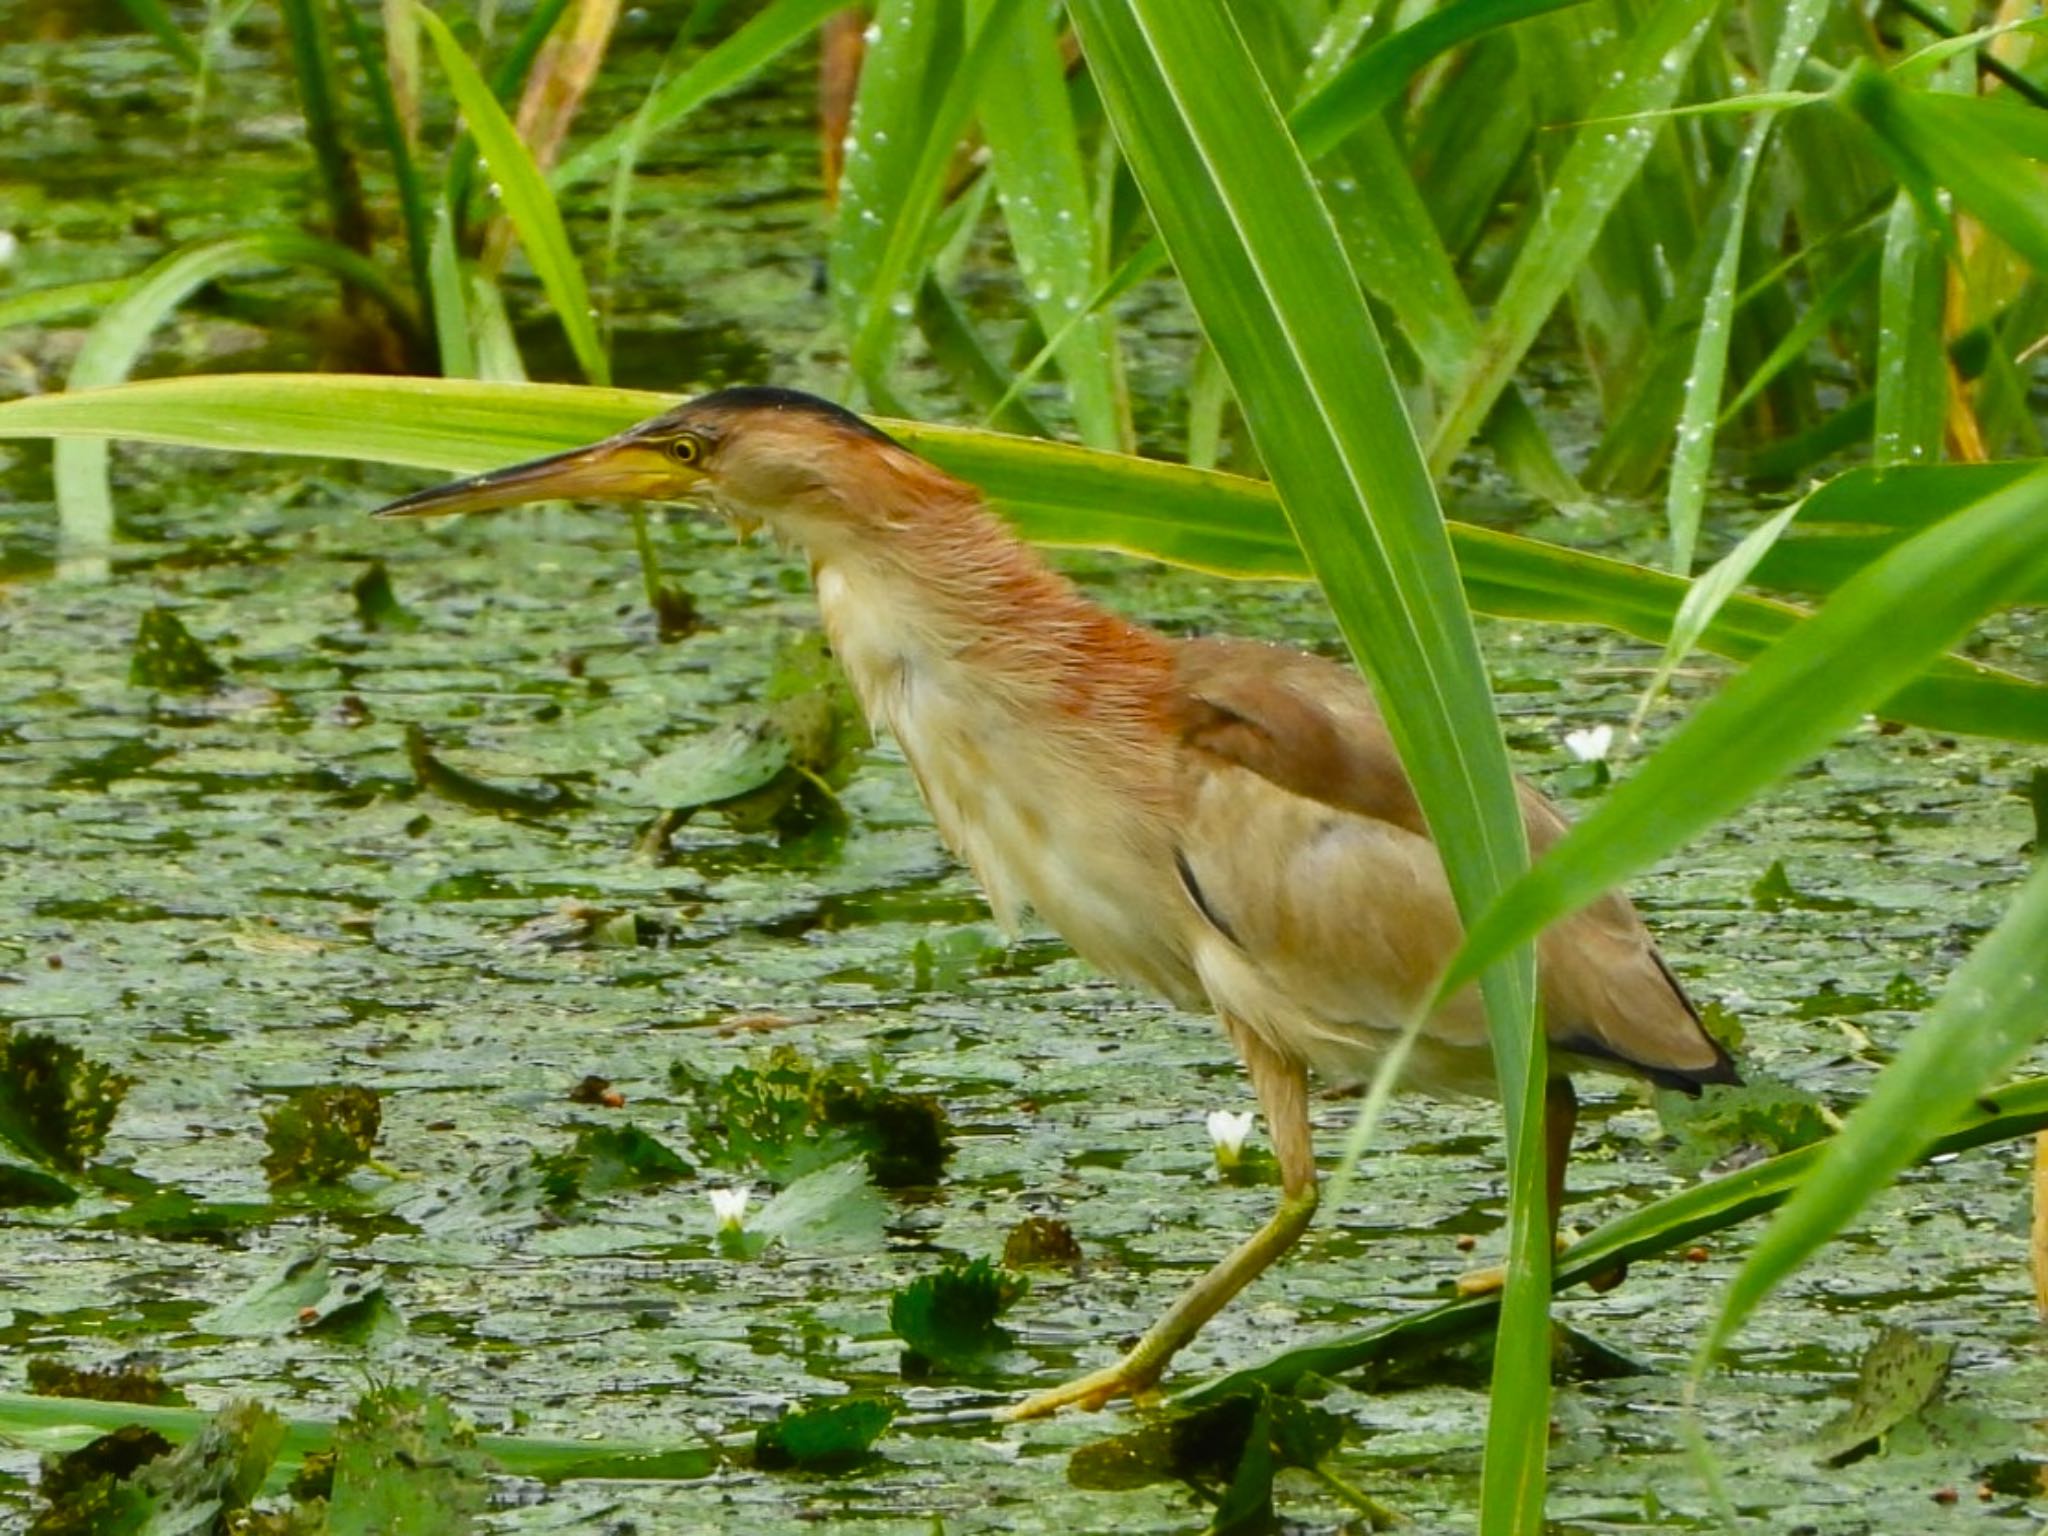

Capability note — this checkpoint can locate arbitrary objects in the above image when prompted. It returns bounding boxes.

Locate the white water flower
[1563,724,1614,764]
[709,1187,751,1232]
[1206,1109,1255,1169]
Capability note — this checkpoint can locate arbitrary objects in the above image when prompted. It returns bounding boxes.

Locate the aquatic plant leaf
[129,607,225,692]
[615,719,792,812]
[1655,1078,1833,1178]
[32,1425,173,1530]
[1812,1327,1955,1465]
[0,1026,130,1175]
[752,1158,888,1255]
[351,560,420,633]
[197,1249,392,1339]
[4,374,2042,741]
[889,1256,1027,1370]
[26,1359,180,1408]
[405,723,582,817]
[262,1085,382,1187]
[672,1046,953,1188]
[326,1384,491,1534]
[1068,1386,1343,1528]
[1002,1215,1082,1269]
[1749,859,1856,913]
[538,1123,692,1201]
[752,1397,893,1472]
[32,1400,283,1536]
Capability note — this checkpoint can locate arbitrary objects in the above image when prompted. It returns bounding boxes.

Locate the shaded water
[3,8,2047,1532]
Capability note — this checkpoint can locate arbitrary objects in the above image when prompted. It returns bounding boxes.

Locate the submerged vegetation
[1,0,2046,1529]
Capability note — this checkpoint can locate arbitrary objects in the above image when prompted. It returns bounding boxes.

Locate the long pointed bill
[371,435,689,519]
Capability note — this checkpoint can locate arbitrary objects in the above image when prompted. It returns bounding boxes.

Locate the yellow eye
[667,433,703,466]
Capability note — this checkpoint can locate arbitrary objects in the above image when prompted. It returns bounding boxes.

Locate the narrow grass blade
[1719,243,1881,425]
[553,0,843,190]
[1873,189,1948,467]
[114,0,202,73]
[427,200,478,379]
[52,238,411,557]
[1628,499,1804,739]
[833,0,1027,399]
[1707,859,2048,1358]
[1290,0,1590,153]
[277,0,373,255]
[1065,3,1545,1528]
[1442,461,2048,1001]
[333,0,435,360]
[0,280,130,331]
[1427,0,1724,474]
[416,2,608,385]
[973,0,1129,450]
[5,374,2042,743]
[1662,0,1829,574]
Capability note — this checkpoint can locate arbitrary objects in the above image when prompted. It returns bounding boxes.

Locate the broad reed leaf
[1706,862,2048,1359]
[415,3,608,385]
[1063,2,1545,1528]
[1443,460,2048,1001]
[3,374,2041,742]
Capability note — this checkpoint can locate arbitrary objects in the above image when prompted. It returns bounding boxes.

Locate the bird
[373,384,1739,1420]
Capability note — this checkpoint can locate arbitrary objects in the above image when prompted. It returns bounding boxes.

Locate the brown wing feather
[1169,636,1737,1093]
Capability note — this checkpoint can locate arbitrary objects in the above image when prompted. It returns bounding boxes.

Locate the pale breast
[812,561,1199,1007]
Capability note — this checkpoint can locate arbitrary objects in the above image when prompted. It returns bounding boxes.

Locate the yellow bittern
[375,386,1737,1419]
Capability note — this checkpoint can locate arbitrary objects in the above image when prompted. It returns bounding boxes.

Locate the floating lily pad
[130,606,225,691]
[197,1249,396,1342]
[538,1123,693,1202]
[753,1397,893,1472]
[405,723,583,817]
[351,559,421,633]
[889,1256,1027,1373]
[673,1045,953,1188]
[1656,1075,1833,1176]
[262,1084,382,1187]
[26,1356,182,1406]
[0,1025,130,1177]
[1814,1327,1956,1465]
[325,1383,491,1533]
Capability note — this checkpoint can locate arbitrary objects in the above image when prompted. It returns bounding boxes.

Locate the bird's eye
[667,433,703,467]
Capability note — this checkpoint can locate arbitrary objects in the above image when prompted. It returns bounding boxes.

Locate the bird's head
[373,386,934,553]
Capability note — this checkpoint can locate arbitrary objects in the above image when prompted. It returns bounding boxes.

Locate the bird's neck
[805,479,1175,761]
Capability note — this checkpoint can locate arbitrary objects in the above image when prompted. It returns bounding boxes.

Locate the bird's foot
[997,1355,1167,1422]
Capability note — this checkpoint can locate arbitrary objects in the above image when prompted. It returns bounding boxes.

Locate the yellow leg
[1002,1026,1317,1421]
